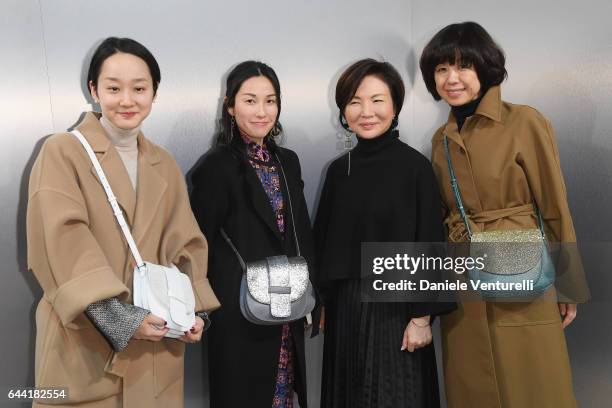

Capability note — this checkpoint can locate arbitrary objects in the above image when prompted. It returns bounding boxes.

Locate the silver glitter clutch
[220,153,315,325]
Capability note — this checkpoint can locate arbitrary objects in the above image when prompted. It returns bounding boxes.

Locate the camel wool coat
[430,86,590,408]
[27,112,220,407]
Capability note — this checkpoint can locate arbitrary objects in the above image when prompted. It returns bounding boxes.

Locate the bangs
[428,40,482,69]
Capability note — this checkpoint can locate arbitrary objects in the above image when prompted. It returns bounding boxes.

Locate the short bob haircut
[87,37,161,96]
[335,58,405,131]
[215,60,283,146]
[419,22,507,101]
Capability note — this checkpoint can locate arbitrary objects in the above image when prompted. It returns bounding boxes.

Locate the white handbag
[72,130,195,338]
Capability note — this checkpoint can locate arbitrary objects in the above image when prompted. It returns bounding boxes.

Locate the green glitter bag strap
[443,135,473,238]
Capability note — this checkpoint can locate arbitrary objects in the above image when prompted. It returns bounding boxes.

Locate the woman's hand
[559,303,577,328]
[401,316,432,352]
[133,313,169,341]
[178,316,205,344]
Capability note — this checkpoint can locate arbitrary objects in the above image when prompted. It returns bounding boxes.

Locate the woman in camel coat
[27,38,219,407]
[420,22,590,407]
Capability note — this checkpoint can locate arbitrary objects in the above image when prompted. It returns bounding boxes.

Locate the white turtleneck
[100,116,139,190]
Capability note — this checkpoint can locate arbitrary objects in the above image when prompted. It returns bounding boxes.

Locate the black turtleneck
[352,127,399,155]
[451,95,483,131]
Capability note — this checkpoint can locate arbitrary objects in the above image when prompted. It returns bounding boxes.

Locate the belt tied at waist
[445,203,536,242]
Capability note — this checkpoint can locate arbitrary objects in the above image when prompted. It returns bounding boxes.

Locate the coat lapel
[132,134,167,248]
[76,112,136,224]
[227,140,283,242]
[276,153,299,255]
[442,114,467,152]
[443,87,504,216]
[243,163,284,242]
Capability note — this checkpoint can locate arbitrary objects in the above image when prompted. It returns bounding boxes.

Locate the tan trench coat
[430,87,590,408]
[27,112,220,407]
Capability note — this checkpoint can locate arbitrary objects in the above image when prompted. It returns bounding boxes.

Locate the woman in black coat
[190,61,314,408]
[315,59,455,408]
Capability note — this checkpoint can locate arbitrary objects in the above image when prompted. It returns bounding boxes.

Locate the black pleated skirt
[321,279,440,408]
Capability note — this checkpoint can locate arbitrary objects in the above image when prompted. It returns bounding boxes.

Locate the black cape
[314,129,454,314]
[314,130,456,407]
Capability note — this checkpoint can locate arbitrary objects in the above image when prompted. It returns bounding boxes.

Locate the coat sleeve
[162,154,221,313]
[86,297,149,351]
[287,151,315,272]
[27,136,130,326]
[189,149,230,247]
[410,157,457,318]
[312,162,337,305]
[519,110,590,302]
[286,150,322,336]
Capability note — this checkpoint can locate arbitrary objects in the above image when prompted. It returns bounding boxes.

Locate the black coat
[189,138,314,408]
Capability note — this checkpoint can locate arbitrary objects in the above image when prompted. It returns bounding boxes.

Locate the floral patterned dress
[241,133,294,408]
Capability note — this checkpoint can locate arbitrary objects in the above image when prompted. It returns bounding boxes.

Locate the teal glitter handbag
[443,135,555,298]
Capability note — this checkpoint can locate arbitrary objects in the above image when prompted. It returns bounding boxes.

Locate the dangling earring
[230,116,236,141]
[344,130,354,150]
[391,115,399,130]
[340,115,354,150]
[270,121,282,137]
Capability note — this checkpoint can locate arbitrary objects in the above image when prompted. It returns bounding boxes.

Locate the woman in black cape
[315,59,455,408]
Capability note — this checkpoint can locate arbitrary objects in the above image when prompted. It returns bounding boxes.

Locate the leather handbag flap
[470,229,543,275]
[164,264,196,329]
[246,256,309,304]
[133,262,195,335]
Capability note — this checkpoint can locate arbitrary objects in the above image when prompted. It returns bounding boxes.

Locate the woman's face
[228,76,278,145]
[89,52,155,130]
[434,62,481,106]
[344,75,395,139]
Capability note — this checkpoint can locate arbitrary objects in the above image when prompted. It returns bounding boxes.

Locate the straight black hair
[419,22,507,101]
[215,61,282,146]
[87,37,161,96]
[335,58,405,131]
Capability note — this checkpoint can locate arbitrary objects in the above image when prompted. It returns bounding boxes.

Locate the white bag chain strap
[71,130,146,275]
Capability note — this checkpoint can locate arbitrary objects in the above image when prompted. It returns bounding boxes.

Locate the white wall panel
[1,1,610,407]
[0,2,53,405]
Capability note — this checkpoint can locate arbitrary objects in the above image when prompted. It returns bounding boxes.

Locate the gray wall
[1,1,610,407]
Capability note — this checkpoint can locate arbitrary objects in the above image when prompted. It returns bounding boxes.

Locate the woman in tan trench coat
[27,37,219,407]
[419,22,590,408]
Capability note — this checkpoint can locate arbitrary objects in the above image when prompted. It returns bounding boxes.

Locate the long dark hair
[215,61,283,146]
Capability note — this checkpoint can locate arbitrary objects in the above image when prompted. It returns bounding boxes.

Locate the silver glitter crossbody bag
[72,130,196,337]
[443,135,555,298]
[221,154,315,325]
